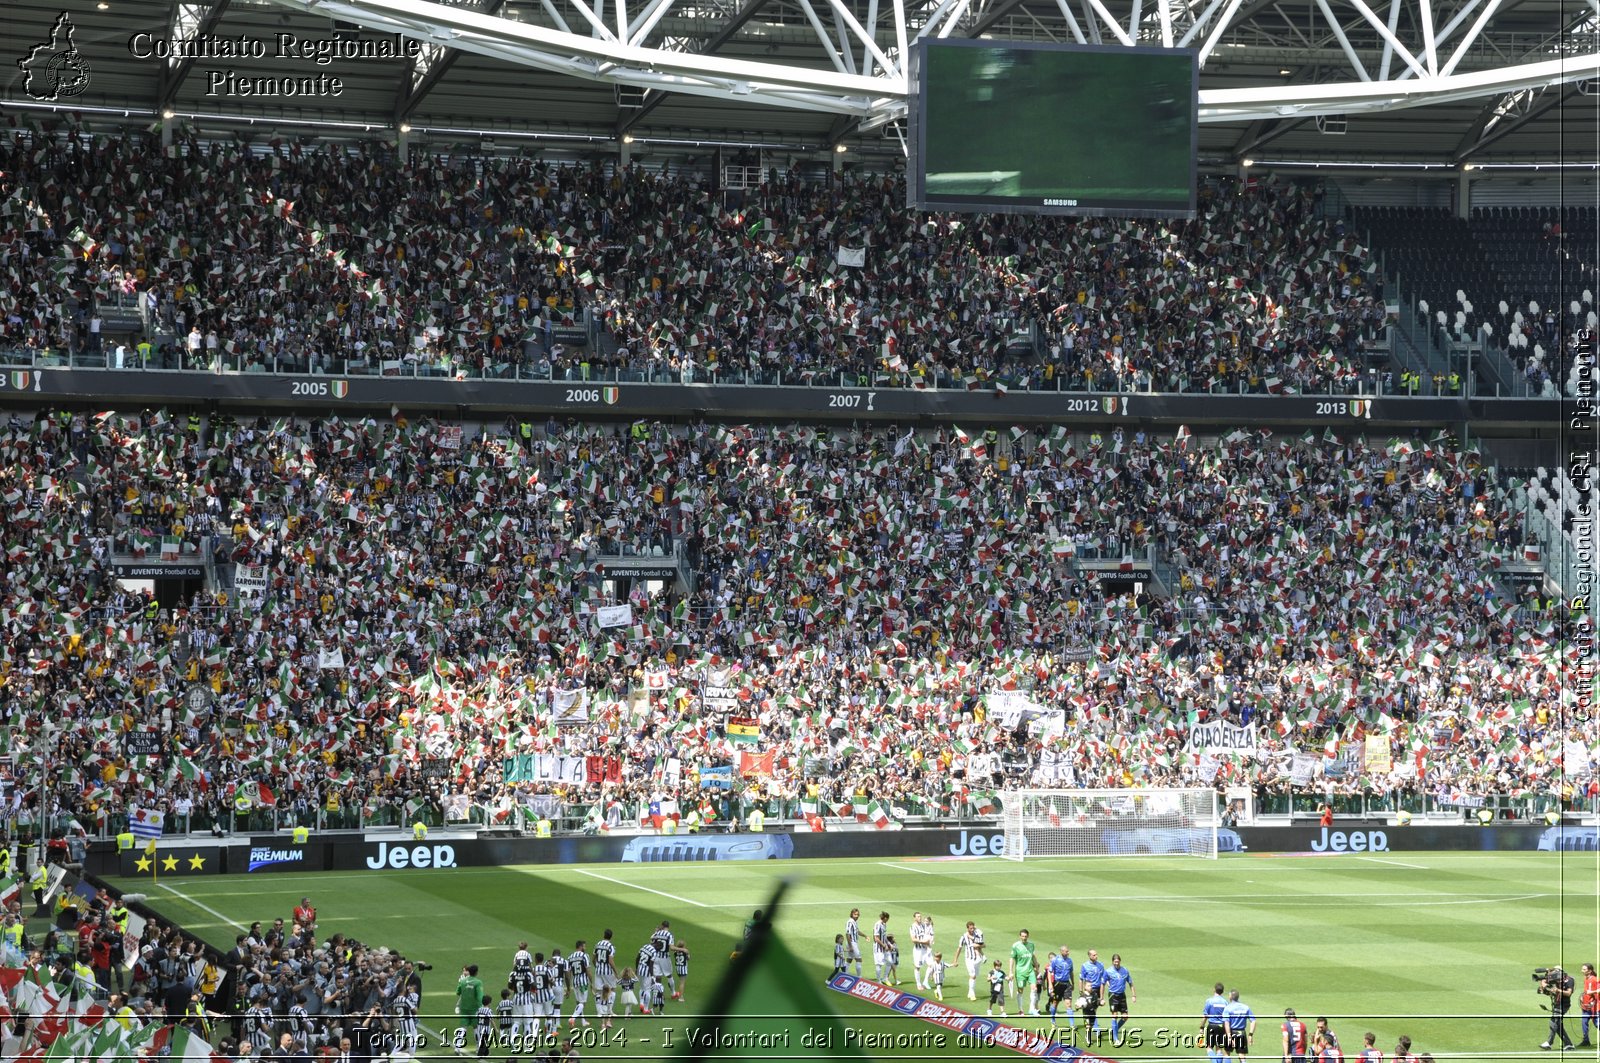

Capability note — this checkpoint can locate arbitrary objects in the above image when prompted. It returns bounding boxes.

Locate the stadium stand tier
[1356,205,1599,396]
[0,408,1589,839]
[1,132,1388,395]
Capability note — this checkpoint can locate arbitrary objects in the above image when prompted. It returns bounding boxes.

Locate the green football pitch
[114,851,1600,1061]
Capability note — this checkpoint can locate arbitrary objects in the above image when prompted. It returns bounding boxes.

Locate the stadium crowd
[0,408,1591,837]
[0,129,1387,393]
[0,888,603,1063]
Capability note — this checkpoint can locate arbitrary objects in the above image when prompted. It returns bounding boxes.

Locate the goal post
[999,788,1219,860]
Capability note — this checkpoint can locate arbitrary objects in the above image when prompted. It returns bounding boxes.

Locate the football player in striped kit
[651,922,677,1001]
[243,1000,275,1055]
[392,981,421,1055]
[496,987,514,1041]
[636,941,661,1014]
[286,1000,312,1052]
[958,921,987,1001]
[872,912,893,983]
[844,909,863,977]
[475,996,497,1058]
[549,946,569,1015]
[567,940,592,1028]
[910,913,935,991]
[508,961,538,1043]
[532,952,559,1040]
[594,930,618,992]
[671,940,691,1001]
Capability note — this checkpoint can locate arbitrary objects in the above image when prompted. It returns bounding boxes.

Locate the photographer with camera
[1534,965,1576,1050]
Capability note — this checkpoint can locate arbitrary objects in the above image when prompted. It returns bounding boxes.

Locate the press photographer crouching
[1534,965,1576,1050]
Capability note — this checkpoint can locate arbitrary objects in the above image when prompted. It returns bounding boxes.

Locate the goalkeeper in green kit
[1009,929,1042,1016]
[457,964,486,1030]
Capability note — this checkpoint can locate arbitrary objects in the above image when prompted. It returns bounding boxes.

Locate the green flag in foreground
[680,881,868,1060]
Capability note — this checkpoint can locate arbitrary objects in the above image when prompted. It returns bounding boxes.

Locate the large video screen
[907,40,1198,219]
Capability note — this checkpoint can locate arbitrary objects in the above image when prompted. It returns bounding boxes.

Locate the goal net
[999,788,1218,860]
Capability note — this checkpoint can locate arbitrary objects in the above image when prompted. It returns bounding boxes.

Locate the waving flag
[128,808,163,841]
[679,883,864,1060]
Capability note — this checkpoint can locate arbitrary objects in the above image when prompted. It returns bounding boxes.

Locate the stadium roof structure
[4,0,1598,169]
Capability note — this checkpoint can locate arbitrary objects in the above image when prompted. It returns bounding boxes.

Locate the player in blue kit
[1105,954,1135,1046]
[1223,990,1256,1060]
[1203,982,1231,1063]
[1079,949,1107,1039]
[1046,946,1076,1032]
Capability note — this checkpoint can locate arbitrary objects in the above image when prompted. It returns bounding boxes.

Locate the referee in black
[1222,988,1256,1061]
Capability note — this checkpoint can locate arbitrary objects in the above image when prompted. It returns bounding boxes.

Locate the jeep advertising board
[88,821,1563,879]
[1235,820,1548,852]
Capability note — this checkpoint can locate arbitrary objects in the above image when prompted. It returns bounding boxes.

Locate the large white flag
[594,603,633,629]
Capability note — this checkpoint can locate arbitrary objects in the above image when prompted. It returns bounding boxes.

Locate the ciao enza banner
[1184,721,1258,753]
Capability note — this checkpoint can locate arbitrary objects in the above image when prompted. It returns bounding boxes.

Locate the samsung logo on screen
[248,847,306,871]
[1042,199,1079,207]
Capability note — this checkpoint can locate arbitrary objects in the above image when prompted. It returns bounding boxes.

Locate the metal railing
[0,344,1413,397]
[20,787,1591,848]
[1518,503,1585,600]
[1475,337,1533,397]
[39,794,1014,841]
[1254,789,1577,821]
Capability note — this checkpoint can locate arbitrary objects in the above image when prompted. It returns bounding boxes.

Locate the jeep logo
[365,841,457,869]
[1310,826,1388,853]
[947,831,1028,857]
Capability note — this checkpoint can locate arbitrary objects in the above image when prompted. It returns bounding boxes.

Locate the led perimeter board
[907,39,1198,219]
